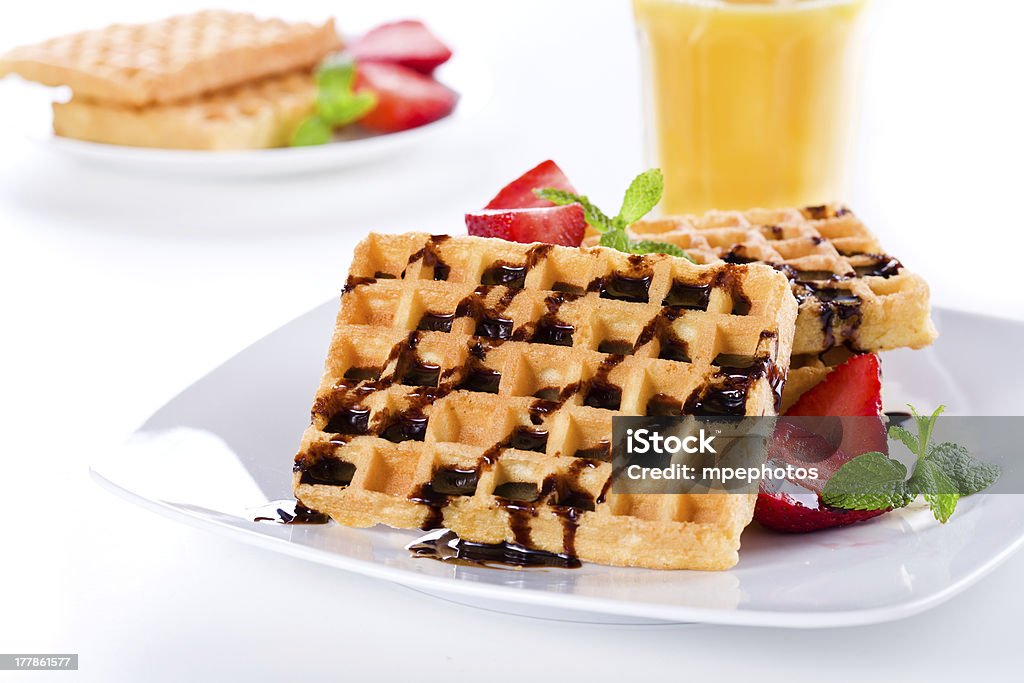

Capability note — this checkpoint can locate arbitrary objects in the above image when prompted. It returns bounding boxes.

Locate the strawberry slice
[349,20,453,74]
[754,493,889,533]
[354,62,458,133]
[755,354,890,533]
[786,353,883,418]
[466,205,586,247]
[485,160,577,210]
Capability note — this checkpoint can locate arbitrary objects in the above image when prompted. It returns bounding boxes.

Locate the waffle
[293,233,798,570]
[51,71,315,150]
[591,204,936,356]
[0,11,340,106]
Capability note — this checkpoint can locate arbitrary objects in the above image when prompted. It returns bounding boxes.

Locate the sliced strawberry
[349,20,453,74]
[466,205,586,247]
[484,160,577,210]
[355,62,457,133]
[754,492,889,533]
[755,354,890,533]
[786,353,883,417]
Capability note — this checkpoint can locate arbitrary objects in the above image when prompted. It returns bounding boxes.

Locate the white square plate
[90,303,1024,627]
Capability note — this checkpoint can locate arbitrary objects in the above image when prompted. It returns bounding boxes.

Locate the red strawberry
[754,492,889,533]
[466,205,586,247]
[355,62,457,133]
[786,353,883,417]
[485,160,577,210]
[755,354,890,533]
[349,20,453,74]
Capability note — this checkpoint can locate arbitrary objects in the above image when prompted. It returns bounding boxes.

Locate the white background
[1,1,1023,681]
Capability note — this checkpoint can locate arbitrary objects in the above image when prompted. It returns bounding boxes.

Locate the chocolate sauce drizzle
[404,235,452,280]
[410,466,481,530]
[685,355,786,415]
[408,529,581,569]
[251,500,330,525]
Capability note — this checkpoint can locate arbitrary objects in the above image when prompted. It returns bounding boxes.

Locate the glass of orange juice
[633,0,871,214]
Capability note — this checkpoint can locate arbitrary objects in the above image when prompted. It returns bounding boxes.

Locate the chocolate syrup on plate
[251,500,330,525]
[408,530,581,569]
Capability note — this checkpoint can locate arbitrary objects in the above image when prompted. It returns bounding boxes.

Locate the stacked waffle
[295,206,935,570]
[0,11,340,149]
[589,204,936,410]
[294,233,798,570]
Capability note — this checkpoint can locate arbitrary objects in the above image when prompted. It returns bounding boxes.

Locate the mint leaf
[617,169,663,225]
[291,58,377,145]
[821,452,912,511]
[887,424,920,457]
[599,230,630,252]
[909,458,960,523]
[291,116,333,146]
[534,188,614,233]
[318,89,376,127]
[316,55,358,91]
[538,169,692,263]
[926,442,1000,496]
[630,240,695,262]
[909,404,944,458]
[533,187,578,206]
[823,404,998,524]
[312,59,377,127]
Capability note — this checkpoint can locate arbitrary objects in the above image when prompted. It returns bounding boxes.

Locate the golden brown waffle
[591,204,936,356]
[51,71,315,150]
[293,233,798,570]
[0,11,339,106]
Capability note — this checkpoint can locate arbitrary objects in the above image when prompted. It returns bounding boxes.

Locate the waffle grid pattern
[0,11,340,105]
[51,70,315,149]
[604,204,936,355]
[293,233,798,569]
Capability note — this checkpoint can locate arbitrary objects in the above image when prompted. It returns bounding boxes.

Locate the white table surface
[1,1,1022,680]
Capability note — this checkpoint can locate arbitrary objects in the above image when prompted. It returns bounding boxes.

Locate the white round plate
[21,58,489,178]
[89,303,1024,628]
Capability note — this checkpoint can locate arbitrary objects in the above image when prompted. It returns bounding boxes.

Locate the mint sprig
[534,169,694,262]
[291,57,377,147]
[821,405,1000,523]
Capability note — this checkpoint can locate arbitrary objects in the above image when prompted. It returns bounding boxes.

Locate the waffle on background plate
[51,71,316,150]
[293,233,798,570]
[0,10,339,149]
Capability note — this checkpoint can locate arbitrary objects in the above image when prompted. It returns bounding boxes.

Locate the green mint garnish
[291,116,333,147]
[534,169,695,262]
[290,57,377,147]
[816,451,913,512]
[821,405,1000,523]
[617,168,663,226]
[629,240,692,259]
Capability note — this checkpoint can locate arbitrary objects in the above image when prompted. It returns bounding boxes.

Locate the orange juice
[634,0,870,213]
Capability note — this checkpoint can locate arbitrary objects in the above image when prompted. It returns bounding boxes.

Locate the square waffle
[594,204,937,355]
[51,71,315,150]
[293,233,798,570]
[0,11,340,106]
